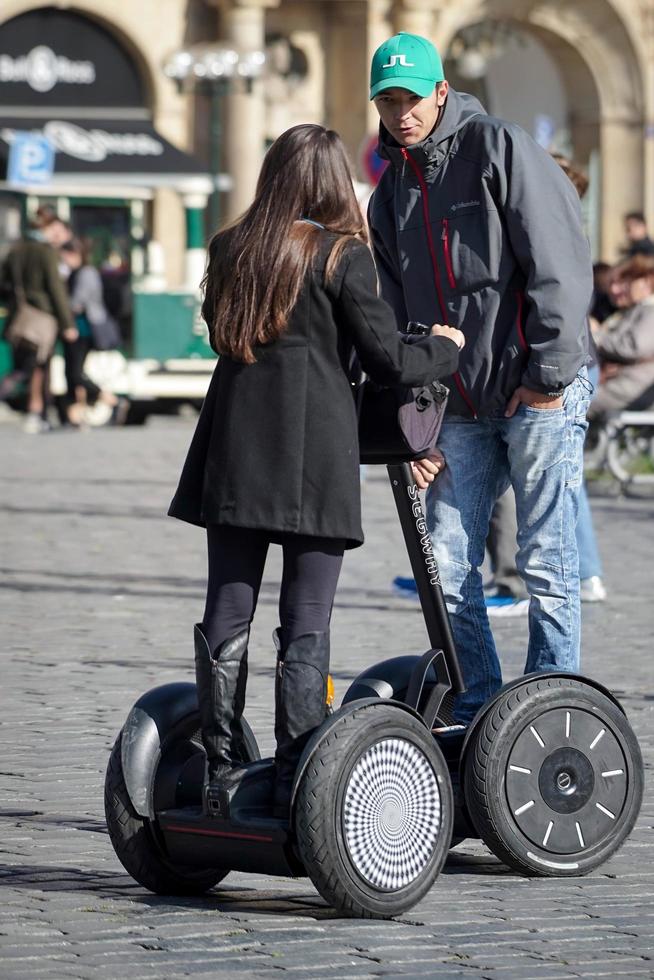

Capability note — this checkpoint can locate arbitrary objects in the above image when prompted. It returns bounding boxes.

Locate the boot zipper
[401,148,477,418]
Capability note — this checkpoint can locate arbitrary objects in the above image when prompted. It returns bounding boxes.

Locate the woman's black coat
[168,233,459,548]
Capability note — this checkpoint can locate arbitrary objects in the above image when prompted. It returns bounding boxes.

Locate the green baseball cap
[370,32,444,100]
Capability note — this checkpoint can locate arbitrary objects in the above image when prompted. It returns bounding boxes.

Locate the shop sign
[1,121,164,162]
[7,132,54,185]
[0,8,144,108]
[0,45,95,93]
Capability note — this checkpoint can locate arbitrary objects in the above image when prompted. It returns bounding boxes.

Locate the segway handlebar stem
[387,462,466,695]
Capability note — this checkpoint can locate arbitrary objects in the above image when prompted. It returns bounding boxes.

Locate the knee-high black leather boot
[194,624,248,815]
[273,629,330,819]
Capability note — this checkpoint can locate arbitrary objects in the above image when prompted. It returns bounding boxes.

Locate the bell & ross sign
[0,45,96,92]
[0,9,208,179]
[0,8,145,109]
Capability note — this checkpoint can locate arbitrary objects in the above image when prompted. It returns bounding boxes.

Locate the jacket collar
[377,87,486,172]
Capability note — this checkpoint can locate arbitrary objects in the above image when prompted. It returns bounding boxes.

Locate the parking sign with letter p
[7,132,55,187]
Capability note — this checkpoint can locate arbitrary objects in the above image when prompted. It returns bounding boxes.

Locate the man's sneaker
[486,596,530,617]
[392,575,419,597]
[580,576,607,602]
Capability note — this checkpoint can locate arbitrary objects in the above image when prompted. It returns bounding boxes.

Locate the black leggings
[64,336,101,402]
[202,525,345,654]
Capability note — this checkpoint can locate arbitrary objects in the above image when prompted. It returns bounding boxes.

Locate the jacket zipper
[515,290,528,352]
[401,148,477,418]
[401,149,449,322]
[441,219,457,289]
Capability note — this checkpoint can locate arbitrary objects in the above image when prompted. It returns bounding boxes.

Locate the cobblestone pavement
[1,413,653,979]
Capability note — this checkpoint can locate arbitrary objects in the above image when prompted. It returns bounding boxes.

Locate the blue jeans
[425,374,591,724]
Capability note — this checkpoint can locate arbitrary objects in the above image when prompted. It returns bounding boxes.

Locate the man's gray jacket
[368,87,593,417]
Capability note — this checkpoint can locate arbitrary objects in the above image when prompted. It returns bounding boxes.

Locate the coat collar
[376,87,486,173]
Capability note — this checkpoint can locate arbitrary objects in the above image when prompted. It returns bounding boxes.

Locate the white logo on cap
[382,54,415,69]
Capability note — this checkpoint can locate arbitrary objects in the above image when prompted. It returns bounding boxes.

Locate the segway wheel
[105,733,228,894]
[463,677,643,877]
[295,702,453,918]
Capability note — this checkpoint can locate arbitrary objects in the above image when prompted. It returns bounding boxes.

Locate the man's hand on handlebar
[411,449,446,490]
[431,324,466,350]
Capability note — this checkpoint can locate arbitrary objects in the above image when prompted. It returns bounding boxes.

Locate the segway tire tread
[464,677,643,877]
[295,702,452,919]
[105,733,228,895]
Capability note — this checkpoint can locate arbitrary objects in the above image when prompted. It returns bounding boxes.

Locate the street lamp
[163,43,266,232]
[448,22,519,80]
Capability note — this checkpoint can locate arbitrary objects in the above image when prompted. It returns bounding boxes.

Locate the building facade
[1,0,653,290]
[263,0,654,264]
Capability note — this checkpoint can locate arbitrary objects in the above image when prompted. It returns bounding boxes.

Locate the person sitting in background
[588,254,654,419]
[59,238,124,427]
[623,211,654,258]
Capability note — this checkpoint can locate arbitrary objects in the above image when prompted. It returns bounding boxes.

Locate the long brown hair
[202,124,367,363]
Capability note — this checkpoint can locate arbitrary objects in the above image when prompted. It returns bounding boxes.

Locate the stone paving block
[477,972,579,980]
[478,969,581,980]
[574,969,654,978]
[0,969,95,980]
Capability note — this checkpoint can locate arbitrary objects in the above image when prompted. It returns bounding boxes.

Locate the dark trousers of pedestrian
[64,336,101,403]
[0,342,50,419]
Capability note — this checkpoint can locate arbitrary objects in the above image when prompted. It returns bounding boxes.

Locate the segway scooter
[105,394,642,918]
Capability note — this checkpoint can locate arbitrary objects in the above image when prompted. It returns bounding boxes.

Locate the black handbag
[354,374,449,464]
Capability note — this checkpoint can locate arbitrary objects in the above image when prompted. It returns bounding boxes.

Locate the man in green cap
[368,32,593,725]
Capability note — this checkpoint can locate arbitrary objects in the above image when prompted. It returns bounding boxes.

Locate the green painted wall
[132,292,213,360]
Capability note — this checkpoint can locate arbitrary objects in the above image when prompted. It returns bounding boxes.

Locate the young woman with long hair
[168,123,464,818]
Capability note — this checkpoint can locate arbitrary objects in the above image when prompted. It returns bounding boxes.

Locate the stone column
[640,6,654,233]
[220,0,275,222]
[324,0,368,166]
[182,191,210,291]
[600,115,644,260]
[367,0,394,132]
[391,0,441,39]
[645,128,654,241]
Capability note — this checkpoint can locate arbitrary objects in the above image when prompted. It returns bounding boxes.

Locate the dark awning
[0,116,211,182]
